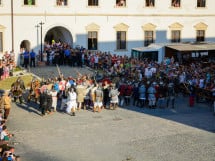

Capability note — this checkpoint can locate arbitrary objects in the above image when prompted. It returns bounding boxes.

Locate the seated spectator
[0,125,13,141]
[0,121,6,134]
[2,146,20,161]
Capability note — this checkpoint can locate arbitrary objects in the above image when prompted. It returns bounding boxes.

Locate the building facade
[0,0,215,63]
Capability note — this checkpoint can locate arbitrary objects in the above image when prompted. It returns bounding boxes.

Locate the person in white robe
[66,87,77,116]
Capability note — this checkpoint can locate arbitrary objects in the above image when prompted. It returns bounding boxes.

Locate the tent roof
[132,43,165,52]
[166,43,215,51]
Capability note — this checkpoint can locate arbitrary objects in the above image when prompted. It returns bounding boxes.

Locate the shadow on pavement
[121,96,215,133]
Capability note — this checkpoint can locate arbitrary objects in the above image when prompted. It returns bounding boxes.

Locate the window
[88,0,98,6]
[88,31,98,50]
[196,30,205,42]
[197,0,206,7]
[171,30,180,43]
[117,31,126,50]
[146,0,155,7]
[56,0,68,6]
[116,0,126,7]
[171,0,180,7]
[144,31,154,46]
[0,32,3,52]
[24,0,35,5]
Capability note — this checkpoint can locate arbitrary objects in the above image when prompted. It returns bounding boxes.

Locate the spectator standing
[132,83,139,107]
[109,83,119,110]
[76,82,87,110]
[66,87,77,116]
[39,90,48,116]
[23,49,29,68]
[0,60,3,80]
[166,82,176,108]
[138,83,146,107]
[29,49,36,67]
[188,82,195,107]
[147,82,157,108]
[103,81,110,109]
[50,86,58,112]
[64,46,71,66]
[94,83,103,112]
[0,91,11,121]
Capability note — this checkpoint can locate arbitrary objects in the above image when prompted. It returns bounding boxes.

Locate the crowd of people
[0,41,215,160]
[9,40,215,117]
[10,44,215,116]
[0,51,15,81]
[0,90,20,161]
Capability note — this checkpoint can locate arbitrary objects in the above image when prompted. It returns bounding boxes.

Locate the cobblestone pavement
[6,66,215,161]
[28,65,95,80]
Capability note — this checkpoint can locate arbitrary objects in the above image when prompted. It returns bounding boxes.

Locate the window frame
[88,31,98,50]
[197,0,206,8]
[116,0,126,7]
[88,0,99,6]
[116,31,127,50]
[196,30,205,42]
[171,0,180,7]
[24,0,36,5]
[171,30,181,43]
[144,30,154,46]
[145,0,155,7]
[56,0,68,6]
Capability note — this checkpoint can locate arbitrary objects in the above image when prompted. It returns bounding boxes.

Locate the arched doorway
[45,26,73,47]
[20,40,31,52]
[19,40,31,66]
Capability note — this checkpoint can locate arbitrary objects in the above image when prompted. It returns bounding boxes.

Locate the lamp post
[39,21,44,61]
[35,24,39,47]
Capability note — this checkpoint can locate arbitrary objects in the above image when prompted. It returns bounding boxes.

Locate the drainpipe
[11,0,14,51]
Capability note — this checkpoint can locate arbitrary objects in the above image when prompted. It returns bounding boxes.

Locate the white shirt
[94,56,99,63]
[0,130,7,140]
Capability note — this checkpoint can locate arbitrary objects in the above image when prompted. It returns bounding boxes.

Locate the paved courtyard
[6,66,215,161]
